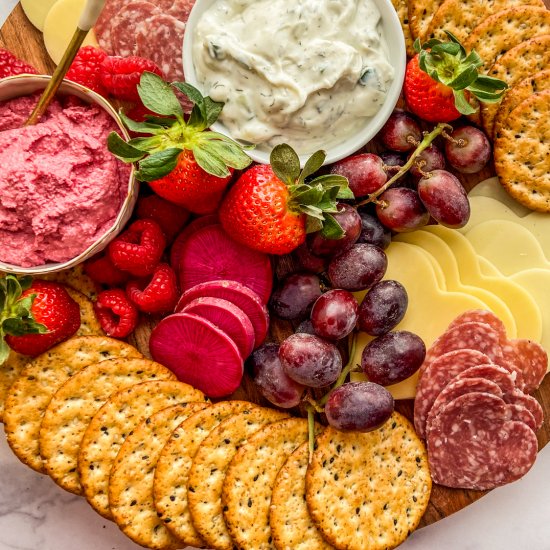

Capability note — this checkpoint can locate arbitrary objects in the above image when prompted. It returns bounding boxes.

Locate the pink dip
[0,94,131,267]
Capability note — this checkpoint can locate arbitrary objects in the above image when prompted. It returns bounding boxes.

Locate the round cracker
[39,265,99,300]
[65,287,104,336]
[188,407,289,550]
[390,0,415,57]
[39,357,175,494]
[222,417,309,550]
[3,336,142,473]
[270,441,335,550]
[306,414,432,550]
[0,351,31,423]
[407,0,446,40]
[153,400,254,547]
[494,89,550,212]
[109,403,207,550]
[79,380,207,519]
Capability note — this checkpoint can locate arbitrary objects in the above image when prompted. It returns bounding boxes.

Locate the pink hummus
[0,94,131,267]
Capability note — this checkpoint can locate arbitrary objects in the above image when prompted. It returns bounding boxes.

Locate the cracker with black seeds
[39,358,175,494]
[481,35,550,137]
[188,407,289,550]
[306,413,431,550]
[463,7,550,72]
[270,441,335,550]
[79,380,207,519]
[0,351,31,423]
[65,287,104,336]
[390,0,415,57]
[3,336,142,473]
[109,403,206,550]
[222,417,310,550]
[494,89,550,213]
[38,265,99,300]
[408,0,446,40]
[153,401,254,548]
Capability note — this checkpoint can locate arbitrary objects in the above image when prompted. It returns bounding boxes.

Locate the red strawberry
[1,277,80,358]
[219,145,354,255]
[100,56,162,101]
[126,263,179,314]
[136,194,190,242]
[84,253,130,286]
[66,46,108,95]
[94,289,139,338]
[0,48,37,79]
[403,33,507,123]
[108,219,166,277]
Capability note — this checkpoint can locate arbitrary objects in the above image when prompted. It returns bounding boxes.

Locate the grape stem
[356,122,453,206]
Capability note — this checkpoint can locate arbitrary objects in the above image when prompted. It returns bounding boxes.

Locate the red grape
[376,188,430,232]
[309,204,361,257]
[444,126,491,174]
[409,145,445,179]
[379,110,422,152]
[328,244,387,292]
[293,242,328,274]
[325,382,394,432]
[361,331,426,386]
[310,289,359,340]
[295,319,316,335]
[357,212,391,249]
[358,280,408,336]
[250,343,305,408]
[279,333,342,388]
[417,169,470,228]
[330,153,387,197]
[269,273,322,320]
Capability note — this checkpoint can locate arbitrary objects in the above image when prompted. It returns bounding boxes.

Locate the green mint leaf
[0,339,9,365]
[138,72,183,118]
[193,145,231,178]
[298,150,326,184]
[321,214,345,239]
[119,112,166,135]
[204,97,224,128]
[270,144,301,186]
[135,148,182,182]
[108,132,146,163]
[453,90,477,115]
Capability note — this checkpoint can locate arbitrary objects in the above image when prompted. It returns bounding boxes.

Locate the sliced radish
[178,225,273,303]
[149,312,243,398]
[175,280,269,348]
[170,214,219,271]
[182,297,255,359]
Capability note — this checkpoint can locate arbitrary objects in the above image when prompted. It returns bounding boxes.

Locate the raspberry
[66,46,108,96]
[108,219,166,277]
[84,253,130,286]
[0,48,37,79]
[94,289,139,338]
[100,56,163,101]
[136,194,190,243]
[126,263,179,314]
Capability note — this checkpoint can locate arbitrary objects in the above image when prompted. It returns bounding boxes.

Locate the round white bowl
[183,0,406,166]
[0,75,138,275]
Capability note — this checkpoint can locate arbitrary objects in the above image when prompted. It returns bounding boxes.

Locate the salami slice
[453,364,517,397]
[509,339,548,393]
[506,403,537,431]
[447,310,508,345]
[504,388,544,430]
[427,392,538,490]
[414,349,492,439]
[169,0,195,19]
[95,0,135,53]
[496,344,526,391]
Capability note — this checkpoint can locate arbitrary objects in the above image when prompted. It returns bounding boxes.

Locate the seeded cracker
[407,0,447,41]
[390,0,415,57]
[306,414,431,550]
[153,400,254,547]
[222,417,310,550]
[65,287,104,336]
[463,7,550,72]
[39,264,99,300]
[109,404,205,550]
[494,89,550,212]
[39,358,175,494]
[0,351,30,423]
[188,407,289,550]
[3,336,142,473]
[79,380,207,519]
[270,441,335,550]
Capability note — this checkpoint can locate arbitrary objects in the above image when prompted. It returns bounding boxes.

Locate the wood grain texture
[1,2,549,530]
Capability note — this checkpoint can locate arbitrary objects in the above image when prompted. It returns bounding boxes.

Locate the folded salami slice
[414,349,492,439]
[506,403,537,431]
[504,388,544,430]
[453,364,517,397]
[509,339,548,393]
[427,392,538,490]
[447,310,508,345]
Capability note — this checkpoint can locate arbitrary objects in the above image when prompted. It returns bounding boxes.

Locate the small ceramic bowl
[182,0,406,166]
[0,74,138,275]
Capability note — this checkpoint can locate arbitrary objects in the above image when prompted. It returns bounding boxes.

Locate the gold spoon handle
[25,0,106,126]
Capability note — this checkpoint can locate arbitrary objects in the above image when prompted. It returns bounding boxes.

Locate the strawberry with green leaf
[219,144,354,255]
[108,72,252,214]
[404,31,507,122]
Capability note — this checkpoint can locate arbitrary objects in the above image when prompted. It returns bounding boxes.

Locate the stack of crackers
[389,0,550,212]
[1,326,432,549]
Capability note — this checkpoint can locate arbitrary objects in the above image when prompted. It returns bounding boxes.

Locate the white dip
[192,0,395,155]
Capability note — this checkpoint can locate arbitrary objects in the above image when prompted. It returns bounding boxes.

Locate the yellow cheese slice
[422,225,542,342]
[468,177,530,217]
[465,220,550,276]
[477,256,501,277]
[43,0,99,65]
[351,241,491,400]
[21,0,59,31]
[394,232,517,337]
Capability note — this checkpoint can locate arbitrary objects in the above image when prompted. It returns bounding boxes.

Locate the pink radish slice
[182,297,255,359]
[149,312,243,398]
[170,214,219,271]
[178,224,273,304]
[175,280,269,348]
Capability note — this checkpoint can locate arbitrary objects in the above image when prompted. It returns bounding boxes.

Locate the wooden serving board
[2,1,550,530]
